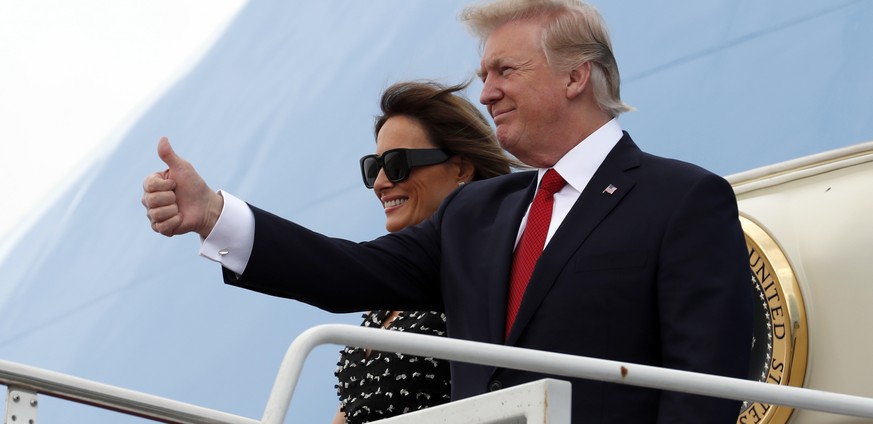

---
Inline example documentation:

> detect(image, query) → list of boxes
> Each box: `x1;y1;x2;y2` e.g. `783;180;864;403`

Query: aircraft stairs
2;324;873;423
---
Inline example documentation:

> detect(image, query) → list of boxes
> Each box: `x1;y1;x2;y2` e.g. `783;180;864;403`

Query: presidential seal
737;216;809;424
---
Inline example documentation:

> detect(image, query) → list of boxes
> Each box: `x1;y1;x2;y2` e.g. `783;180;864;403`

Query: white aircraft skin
1;1;871;422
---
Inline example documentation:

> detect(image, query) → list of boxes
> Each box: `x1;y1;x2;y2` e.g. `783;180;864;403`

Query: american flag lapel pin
603;184;617;195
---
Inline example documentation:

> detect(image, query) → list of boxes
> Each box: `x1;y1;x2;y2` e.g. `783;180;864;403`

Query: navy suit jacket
225;133;753;423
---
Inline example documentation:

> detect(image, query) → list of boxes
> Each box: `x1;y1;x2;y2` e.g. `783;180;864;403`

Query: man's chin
497;132;518;154
496;128;515;150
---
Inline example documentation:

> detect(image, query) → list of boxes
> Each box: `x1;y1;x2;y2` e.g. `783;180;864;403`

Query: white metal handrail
0;359;257;424
4;324;873;423
261;324;873;424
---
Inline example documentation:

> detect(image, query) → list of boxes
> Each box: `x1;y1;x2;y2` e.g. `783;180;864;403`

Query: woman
332;81;518;424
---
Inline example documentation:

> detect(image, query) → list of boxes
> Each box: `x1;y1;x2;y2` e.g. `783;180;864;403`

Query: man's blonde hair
461;0;633;117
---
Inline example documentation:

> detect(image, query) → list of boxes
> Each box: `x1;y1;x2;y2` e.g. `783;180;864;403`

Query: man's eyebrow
476;58;500;79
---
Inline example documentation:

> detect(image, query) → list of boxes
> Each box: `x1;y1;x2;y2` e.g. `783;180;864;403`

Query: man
143;0;752;422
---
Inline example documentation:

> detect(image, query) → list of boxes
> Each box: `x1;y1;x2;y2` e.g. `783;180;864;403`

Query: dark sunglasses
359;148;452;189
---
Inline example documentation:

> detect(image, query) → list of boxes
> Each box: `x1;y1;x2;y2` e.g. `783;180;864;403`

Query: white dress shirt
199;189;254;275
201;119;624;275
514;118;623;248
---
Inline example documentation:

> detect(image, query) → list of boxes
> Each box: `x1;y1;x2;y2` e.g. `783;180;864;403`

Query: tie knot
539;169;566;196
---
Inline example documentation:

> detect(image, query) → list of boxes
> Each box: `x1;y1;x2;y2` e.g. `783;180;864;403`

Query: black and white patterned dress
334;310;451;424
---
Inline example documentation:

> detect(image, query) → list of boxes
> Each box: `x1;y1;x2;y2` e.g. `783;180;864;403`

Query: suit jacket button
488;380;503;391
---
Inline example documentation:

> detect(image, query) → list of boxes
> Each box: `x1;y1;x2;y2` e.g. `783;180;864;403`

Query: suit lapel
485;171;538;345
505;135;641;345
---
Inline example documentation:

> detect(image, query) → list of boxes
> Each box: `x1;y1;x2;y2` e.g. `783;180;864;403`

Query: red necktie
506;169;566;338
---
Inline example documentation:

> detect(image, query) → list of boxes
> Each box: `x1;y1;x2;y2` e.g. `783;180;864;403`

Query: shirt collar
536;118;624;193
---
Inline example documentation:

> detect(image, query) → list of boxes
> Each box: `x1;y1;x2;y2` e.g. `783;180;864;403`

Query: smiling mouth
383;198;408;209
492;108;513;120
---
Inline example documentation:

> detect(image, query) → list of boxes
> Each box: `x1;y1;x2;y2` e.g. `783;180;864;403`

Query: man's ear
566;61;592;100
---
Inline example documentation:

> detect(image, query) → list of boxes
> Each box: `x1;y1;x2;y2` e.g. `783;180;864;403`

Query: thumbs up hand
142;137;223;238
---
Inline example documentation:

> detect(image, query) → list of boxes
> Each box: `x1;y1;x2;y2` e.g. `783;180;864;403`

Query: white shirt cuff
198;189;254;276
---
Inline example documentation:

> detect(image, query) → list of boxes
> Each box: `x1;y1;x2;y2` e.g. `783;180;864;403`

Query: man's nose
480;78;501;106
